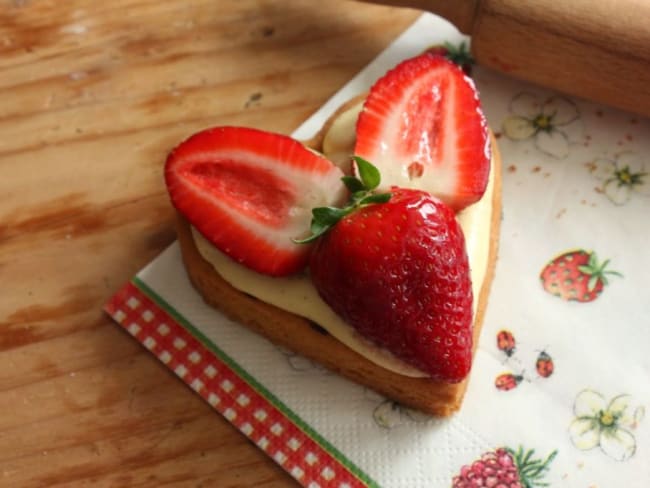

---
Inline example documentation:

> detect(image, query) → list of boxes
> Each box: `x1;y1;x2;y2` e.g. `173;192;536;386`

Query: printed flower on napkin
588;152;650;205
568;389;644;461
502;92;582;158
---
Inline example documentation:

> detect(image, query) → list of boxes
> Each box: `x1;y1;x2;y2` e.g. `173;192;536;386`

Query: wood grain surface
0;1;418;486
364;0;650;117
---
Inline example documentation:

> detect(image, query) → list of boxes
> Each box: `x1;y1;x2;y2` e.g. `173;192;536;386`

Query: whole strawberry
452;446;557;488
540;249;621;302
302;157;473;382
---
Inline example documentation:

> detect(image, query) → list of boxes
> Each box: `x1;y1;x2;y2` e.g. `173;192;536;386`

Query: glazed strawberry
165;126;346;276
304;159;473;382
354;53;490;212
540;249;622;302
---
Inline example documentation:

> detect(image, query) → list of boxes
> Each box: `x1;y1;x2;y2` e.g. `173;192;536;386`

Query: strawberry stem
293;156;391;244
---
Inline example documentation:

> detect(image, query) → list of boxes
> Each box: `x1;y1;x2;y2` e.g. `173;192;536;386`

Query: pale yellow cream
192;102;495;377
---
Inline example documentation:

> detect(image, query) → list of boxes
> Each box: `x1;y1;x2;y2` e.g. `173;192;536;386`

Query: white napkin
108;13;650;488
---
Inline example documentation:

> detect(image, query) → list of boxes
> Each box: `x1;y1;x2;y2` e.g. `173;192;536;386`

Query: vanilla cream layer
192;102;494;378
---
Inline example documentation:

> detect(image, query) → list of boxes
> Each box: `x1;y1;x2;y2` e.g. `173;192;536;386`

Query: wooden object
366;0;650;117
0;1;418;486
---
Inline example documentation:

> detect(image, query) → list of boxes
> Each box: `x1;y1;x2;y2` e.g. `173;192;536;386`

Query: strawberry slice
354;53;490;212
165;126;346;276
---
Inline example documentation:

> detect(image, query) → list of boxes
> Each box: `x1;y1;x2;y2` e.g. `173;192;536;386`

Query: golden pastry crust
175;102;502;417
303;93;368;151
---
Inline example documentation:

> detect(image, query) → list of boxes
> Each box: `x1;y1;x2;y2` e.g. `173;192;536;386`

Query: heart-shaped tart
165;53;502;416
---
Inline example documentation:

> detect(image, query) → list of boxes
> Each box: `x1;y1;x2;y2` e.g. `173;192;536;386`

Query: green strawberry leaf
293;156;391;244
311;220;331;235
360;193;392;205
354;156;381;190
312;206;349;225
341;175;365;193
294;221;331;244
442;41;474;66
352;190;369;201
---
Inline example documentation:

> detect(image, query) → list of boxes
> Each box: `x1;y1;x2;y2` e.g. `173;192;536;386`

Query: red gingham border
104;281;372;488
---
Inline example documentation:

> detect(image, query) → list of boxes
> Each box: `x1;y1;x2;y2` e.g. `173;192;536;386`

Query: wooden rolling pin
363;0;650;117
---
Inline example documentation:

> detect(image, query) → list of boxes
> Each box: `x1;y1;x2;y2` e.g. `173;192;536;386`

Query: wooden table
0;1;418;486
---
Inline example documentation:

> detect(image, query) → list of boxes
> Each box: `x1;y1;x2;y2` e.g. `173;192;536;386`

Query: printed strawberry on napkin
105;13;650;488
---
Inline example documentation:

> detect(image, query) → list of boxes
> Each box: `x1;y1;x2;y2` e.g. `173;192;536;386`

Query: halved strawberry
354;53;490;212
165;126;346;276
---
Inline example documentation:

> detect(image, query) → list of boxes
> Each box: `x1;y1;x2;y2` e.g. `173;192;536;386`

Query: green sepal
293;220;331;244
442;41;474;67
341;175;365;193
353;156;381;190
312;206;349;225
293;156;391;244
360;193;392;205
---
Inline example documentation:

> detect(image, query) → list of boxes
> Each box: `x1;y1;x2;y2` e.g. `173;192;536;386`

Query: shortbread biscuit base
175;133;501;416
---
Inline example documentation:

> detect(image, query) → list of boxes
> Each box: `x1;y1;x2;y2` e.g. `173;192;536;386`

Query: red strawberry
165;126;346;276
354;53;490;212
424;41;475;75
540;249;622;302
304;159;473;382
452;447;557;488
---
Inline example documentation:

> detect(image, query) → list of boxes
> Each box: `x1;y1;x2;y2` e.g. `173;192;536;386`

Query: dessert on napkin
163;53;501;416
